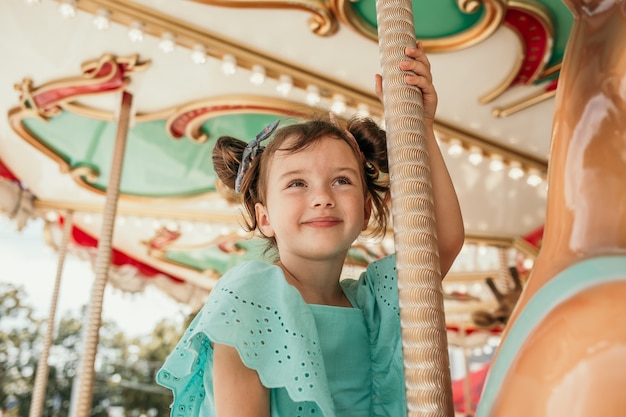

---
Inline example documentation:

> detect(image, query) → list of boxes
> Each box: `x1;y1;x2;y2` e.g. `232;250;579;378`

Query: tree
0;282;190;417
0;282;42;417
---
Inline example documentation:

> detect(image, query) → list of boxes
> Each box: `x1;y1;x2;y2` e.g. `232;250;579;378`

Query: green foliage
0;282;189;417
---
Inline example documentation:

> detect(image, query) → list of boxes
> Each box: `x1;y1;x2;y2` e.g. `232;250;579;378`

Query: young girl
157;44;464;417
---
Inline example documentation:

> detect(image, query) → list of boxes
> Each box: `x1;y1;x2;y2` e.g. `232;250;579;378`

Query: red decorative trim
0;159;19;182
504;8;551;86
15;54;148;118
447;324;503;335
167;103;304;139
523;225;544;248
544;78;559;92
452;363;490;415
59;216;185;283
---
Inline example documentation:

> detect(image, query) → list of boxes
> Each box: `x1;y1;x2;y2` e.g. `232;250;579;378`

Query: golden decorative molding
60;0;380;113
188;0;338;36
492;87;557;117
332;0;507;52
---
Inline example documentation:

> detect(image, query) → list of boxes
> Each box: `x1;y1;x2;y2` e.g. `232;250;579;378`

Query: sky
0;217;188;337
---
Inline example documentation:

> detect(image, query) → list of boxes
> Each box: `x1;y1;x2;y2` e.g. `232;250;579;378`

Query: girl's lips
302;217;342;227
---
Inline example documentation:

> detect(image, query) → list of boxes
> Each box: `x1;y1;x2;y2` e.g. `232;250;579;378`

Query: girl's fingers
399;60;432;82
404;45;430;67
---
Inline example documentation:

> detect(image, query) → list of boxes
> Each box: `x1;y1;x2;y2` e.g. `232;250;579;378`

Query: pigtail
212;136;247;190
347;118;389;175
347;117;391;238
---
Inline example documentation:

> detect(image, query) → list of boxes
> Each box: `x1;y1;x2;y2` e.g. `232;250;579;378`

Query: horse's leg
477;3;626;416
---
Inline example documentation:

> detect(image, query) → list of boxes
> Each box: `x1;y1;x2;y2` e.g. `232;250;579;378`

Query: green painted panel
351;0;573;72
22;111;289;198
353;0;483;38
166;238;269;274
542;0;573;68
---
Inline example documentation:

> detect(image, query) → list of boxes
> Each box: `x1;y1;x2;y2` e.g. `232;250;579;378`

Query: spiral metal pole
29;211;74;417
375;1;454;416
69;91;133;417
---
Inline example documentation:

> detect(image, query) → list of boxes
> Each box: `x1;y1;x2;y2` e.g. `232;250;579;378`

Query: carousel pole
69;91;133;417
29;211;74;417
375;1;454;416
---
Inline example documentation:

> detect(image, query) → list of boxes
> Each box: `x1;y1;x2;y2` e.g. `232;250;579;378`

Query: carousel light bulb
45;211;58;222
489;154;504;172
523;257;535;270
250;65;266;85
330;94;347;115
468;146;483;165
58;0;77;18
25;0;42;5
447;139;463;157
158;32;176;54
508;160;525;180
191;44;207;64
128;21;145;43
526;169;543;187
93;8;111;31
276;74;293;96
221;54;237;75
306;85;321;106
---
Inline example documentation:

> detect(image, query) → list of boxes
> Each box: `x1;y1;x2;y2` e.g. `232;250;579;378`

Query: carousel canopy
0;0;570;324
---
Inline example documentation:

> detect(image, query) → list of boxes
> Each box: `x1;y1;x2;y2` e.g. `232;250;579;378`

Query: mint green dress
156;255;406;417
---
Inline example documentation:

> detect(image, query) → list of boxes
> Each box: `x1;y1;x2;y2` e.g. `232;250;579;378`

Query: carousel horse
476;1;626;415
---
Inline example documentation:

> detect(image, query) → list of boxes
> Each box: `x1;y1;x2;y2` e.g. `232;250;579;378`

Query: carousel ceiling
0;0;571;325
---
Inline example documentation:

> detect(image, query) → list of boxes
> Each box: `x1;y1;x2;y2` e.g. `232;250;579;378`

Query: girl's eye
333;176;353;186
287;179;306;188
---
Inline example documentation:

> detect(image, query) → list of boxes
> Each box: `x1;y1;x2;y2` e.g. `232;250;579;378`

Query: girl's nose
312;188;335;207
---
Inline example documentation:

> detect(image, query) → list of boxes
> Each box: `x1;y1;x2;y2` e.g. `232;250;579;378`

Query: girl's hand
375;42;438;126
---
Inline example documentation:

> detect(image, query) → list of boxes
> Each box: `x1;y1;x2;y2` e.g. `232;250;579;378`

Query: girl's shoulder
213;260;285;292
341;254;399;312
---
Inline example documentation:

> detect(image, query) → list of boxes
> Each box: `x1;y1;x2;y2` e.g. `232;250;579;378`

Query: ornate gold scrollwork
332;0;507;52
70;165;101;190
165;95;310;143
187;0;338;36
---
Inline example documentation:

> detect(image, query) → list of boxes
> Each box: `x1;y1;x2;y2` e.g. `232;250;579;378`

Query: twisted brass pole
69;91;133;417
375;1;454;415
29;211;74;417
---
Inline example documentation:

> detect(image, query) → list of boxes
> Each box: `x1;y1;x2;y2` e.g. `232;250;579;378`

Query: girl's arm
213;343;270;417
376;43;465;276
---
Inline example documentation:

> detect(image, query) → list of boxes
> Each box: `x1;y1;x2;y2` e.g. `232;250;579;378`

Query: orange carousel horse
476;1;626;416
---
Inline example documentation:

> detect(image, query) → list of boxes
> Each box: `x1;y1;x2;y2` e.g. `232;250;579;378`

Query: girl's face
255;135;371;263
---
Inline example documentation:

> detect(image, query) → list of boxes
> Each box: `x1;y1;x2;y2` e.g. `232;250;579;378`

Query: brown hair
212;115;390;250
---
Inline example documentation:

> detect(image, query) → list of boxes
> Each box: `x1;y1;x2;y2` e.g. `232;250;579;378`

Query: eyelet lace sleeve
156;261;335;417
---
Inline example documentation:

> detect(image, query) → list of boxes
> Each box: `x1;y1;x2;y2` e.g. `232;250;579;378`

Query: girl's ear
362;197;373;231
255;203;275;237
